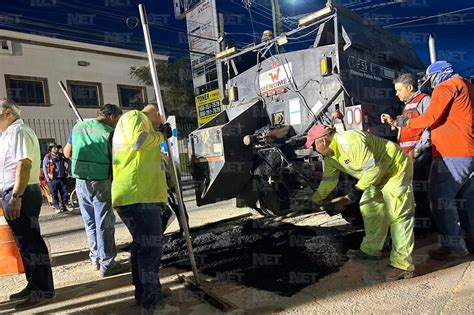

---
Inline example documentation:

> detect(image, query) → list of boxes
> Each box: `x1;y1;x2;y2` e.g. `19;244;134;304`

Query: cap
426;61;453;76
304;124;335;149
48;142;61;151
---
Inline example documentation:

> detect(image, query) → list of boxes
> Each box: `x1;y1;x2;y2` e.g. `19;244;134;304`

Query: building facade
0;29;167;151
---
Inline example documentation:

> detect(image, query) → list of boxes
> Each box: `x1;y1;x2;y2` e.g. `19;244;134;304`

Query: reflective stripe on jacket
399;93;429;153
313;130;409;203
111;110;167;207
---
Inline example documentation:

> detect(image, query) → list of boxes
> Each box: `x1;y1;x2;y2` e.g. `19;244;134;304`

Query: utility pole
219;13;225;52
218;12;226;106
271;0;283;37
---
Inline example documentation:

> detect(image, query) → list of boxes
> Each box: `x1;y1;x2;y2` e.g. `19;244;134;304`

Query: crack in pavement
441;261;473;312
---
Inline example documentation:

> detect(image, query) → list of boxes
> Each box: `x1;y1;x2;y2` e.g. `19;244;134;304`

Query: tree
130;57;196;120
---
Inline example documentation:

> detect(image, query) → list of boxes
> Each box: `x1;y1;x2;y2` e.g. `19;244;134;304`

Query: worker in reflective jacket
305;125;415;281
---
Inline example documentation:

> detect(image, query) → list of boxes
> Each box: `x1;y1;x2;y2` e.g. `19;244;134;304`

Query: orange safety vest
398;93;429;153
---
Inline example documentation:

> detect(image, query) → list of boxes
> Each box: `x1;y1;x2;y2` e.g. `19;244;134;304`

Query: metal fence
24;118;76;156
24;118;198;188
174;119;198;189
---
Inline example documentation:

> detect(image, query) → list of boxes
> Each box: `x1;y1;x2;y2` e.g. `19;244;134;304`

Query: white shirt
0;119;40;192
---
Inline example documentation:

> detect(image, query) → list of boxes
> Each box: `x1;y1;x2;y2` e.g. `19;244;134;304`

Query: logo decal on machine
259;62;292;95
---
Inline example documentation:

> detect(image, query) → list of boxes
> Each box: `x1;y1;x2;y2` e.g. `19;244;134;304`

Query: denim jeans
117;203;164;310
76;179;117;271
2;185;55;298
48;178;69;208
429;157;474;252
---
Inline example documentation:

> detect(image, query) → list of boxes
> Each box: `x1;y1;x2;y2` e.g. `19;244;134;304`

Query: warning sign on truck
195;89;222;126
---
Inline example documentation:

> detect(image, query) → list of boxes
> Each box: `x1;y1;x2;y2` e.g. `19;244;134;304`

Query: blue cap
425;61;455;88
426;61;453;76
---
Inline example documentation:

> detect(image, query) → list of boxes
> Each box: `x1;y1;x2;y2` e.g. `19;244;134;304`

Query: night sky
0;0;473;76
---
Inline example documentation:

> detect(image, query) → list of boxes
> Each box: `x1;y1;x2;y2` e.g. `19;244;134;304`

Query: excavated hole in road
161;217;363;296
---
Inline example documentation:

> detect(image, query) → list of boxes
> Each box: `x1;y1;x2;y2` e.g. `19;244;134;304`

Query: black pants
2;185;55;298
412;150;433;232
117;203;163;310
48;178;69;208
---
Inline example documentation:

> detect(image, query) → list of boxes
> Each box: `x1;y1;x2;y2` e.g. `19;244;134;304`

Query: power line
287;24;321;40
6;3;212;54
387;18;474;28
58;0;261;46
384;6;474;28
343;0;373;9
241;0;258;43
353;0;404;12
233;0;272;21
1;20;194;56
231;0;294;29
12;0;261;48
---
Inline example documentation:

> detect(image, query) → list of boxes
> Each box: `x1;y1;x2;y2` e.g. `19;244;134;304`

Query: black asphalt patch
161;217;363;296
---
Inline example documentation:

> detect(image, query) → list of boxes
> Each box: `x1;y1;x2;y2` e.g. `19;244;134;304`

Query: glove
159;123;172;139
347;187;364;202
395;115;409;128
311;191;323;204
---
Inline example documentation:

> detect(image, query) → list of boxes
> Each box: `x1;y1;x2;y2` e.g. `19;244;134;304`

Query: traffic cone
0;207;24;275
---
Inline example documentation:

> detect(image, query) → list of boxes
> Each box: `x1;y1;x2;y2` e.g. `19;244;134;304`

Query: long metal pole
58;81;83;121
429;33;437;64
138;4;201;285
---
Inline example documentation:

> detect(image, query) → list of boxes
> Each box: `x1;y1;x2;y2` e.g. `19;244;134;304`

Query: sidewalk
0;197;250;314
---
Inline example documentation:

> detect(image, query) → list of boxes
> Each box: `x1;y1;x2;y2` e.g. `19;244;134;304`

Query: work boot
135;287;172;306
14;293;55;311
142;302;179;315
384;265;414;281
9;287;30;301
428;246;469;261
347;249;382;260
101;262;127;277
91;260;100;271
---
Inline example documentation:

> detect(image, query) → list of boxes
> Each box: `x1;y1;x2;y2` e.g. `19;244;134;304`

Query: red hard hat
304;124;335;149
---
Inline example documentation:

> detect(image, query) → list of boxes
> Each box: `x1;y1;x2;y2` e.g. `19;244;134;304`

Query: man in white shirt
0;98;55;310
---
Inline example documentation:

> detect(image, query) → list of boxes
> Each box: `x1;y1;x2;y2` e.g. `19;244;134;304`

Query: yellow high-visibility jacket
111;110;167;207
313;130;410;203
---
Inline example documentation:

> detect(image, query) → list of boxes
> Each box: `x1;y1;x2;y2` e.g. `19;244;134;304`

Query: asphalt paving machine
188;1;425;217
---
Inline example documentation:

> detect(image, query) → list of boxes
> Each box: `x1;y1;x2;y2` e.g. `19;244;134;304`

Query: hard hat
304;124;335;149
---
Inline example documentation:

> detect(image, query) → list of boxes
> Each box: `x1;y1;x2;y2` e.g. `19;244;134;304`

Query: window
5;74;50;106
117;85;147;109
67;80;103;108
